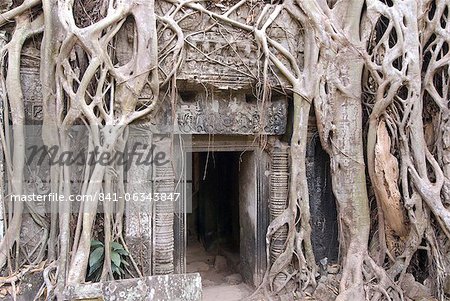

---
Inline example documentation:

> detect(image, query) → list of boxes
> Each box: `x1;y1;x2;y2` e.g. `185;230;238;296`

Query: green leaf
89;246;104;268
111;264;120;275
111;242;124;251
91;240;103;248
115;248;129;256
118;266;125;275
122;260;130;266
88;259;103;277
110;252;121;267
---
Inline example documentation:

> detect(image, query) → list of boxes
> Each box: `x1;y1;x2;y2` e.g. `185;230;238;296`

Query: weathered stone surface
224;274;242;285
214;256;227;272
152;136;176;275
400;273;432;300
202;279;215;287
186;261;210;273
1;272;43;301
0;0;11;11
445;275;450;296
312;283;336;301
137;89;288;135
21;68;43;122
125;130;153;275
327;264;340;274
20;67;288;135
65;283;103;300
157;3;302;90
64;273;202;301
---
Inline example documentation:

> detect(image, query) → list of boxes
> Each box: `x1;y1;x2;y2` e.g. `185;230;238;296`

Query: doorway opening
186;152;243;284
306;134;339;264
193;152;240;254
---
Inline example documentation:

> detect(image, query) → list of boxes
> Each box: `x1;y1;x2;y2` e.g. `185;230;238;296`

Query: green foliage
87;240;129;281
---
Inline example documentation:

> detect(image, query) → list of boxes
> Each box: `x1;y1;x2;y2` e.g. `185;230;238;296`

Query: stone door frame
177;135;271;286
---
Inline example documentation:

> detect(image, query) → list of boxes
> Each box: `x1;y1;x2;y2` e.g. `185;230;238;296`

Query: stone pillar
256;149;270;285
239;150;271;286
152;135;175;275
269;144;289;287
125;129;153;275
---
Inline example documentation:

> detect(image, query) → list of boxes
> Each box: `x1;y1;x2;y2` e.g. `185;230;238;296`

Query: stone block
64;273;202;301
214;256;227;272
225;274;242;285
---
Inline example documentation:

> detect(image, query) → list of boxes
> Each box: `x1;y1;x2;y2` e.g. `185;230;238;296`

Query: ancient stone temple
13;2;338;299
118;3;340;294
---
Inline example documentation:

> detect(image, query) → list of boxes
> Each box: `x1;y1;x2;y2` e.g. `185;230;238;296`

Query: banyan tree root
1;0;161;293
0;0;449;300
0;9;44;272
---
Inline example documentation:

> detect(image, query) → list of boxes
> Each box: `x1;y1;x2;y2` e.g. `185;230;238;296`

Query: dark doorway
194;152;240;252
306;135;339;263
186;152;241;273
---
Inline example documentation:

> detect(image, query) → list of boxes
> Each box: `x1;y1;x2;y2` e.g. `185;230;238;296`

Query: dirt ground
186;239;257;301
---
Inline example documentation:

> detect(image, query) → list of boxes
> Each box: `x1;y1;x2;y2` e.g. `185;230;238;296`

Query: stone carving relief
21;68;43;122
157;1;303;90
17;5;293;136
175;95;287;135
136;89;288;135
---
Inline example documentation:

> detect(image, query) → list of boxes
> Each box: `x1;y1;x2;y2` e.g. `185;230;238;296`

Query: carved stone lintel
139;90;288;135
